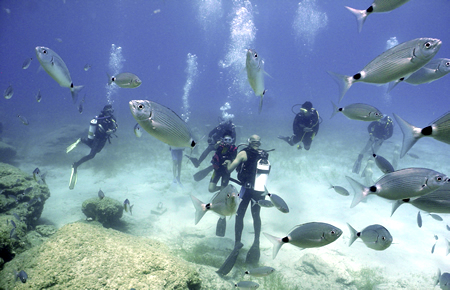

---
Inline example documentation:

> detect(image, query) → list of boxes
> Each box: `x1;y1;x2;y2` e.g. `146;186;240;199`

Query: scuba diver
67;105;118;190
278;101;320;150
186;117;236;168
170;147;184;186
217;135;271;275
208;131;238;193
352;115;394;174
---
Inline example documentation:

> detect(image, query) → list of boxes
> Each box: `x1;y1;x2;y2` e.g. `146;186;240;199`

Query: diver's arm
224;150;247;173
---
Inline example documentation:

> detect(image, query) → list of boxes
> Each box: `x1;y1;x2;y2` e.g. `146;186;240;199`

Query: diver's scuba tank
88;118;98;139
254;151;271;192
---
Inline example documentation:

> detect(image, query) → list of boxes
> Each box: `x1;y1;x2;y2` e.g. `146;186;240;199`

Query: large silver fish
331;102;383;121
246;49;266;114
347;168;448;208
129;100;196;148
35;46;83;103
328;38;441;102
347;223;393;251
437;269;450;290
393;112;450;158
263;222;342;259
405;58;450;85
107;72;141;88
190;184;240;224
345;0;411;33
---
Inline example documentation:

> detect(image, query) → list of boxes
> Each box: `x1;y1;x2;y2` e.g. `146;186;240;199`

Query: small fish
435;235;439;241
429;213;443;221
417;211;422;228
124;199;133;215
129;100;196;148
330;102;383;121
345;0;412;33
246;49;266;114
55;38;63;43
14;270;28;283
431;242;436;254
22;57;33;69
372;153;394;174
84;64;91;71
107;72;142;88
264;222;342;259
251;198;274;208
35;89;42;102
244;266;275;277
347;223;393;251
33;168;41;182
264;187;289;213
235;281;259;289
98;189;105;200
393;112;450;157
17;115;29;125
328;38;441;102
35;46;83;103
447;225;450;231
134;123;142;138
10;227;17;239
406;152;420;159
23;186;34;195
10;220;16;228
329;184;350;196
78;101;83;114
346;168;448;208
4;83;13;99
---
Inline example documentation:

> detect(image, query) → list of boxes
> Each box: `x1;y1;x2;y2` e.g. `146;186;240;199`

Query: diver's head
300;101;313;115
222;130;233;145
102;104;114;116
248;135;261;149
379;115;390;125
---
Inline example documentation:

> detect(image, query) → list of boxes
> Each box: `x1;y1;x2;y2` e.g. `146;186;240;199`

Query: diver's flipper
216;242;243;276
69;167;77;190
352;154;363;174
66;138;81;153
245;242;260;264
193;165;214;182
215;217;226;237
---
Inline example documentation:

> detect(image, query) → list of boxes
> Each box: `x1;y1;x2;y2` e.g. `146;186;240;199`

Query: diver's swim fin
69;166;78;190
216;217;226;237
66;138;81;153
216;242;243;276
193;165;214;182
245;242;260;264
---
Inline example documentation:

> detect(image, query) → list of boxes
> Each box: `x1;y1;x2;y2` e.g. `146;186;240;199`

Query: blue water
1;0;450;288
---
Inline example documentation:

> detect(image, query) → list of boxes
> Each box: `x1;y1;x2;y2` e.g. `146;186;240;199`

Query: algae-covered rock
0;222;201;289
81;197;123;226
0;141;17;164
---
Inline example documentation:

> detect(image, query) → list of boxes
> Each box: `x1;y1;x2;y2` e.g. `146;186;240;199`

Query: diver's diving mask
223;137;233;144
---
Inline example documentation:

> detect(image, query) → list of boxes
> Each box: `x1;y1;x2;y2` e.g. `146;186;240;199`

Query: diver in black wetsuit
353;115;394;174
278;101;320;150
187;118;236;168
67;105;118;189
217;134;270;275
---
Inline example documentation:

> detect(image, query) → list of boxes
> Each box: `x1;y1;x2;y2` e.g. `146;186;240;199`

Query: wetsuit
210;142;237;188
290;109;319;150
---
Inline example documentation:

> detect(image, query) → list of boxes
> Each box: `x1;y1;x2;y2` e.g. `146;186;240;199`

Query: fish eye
424;42;431;48
330;230;335;235
138;104;144;110
254;53;258;58
382;236;386;240
42;49;47;54
436;176;443;182
446;62;450;67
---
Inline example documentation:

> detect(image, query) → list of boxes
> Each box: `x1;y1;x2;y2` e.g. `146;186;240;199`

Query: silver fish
98;189;105;200
123;199;133;215
263;222;342;259
134;123;142;138
447;225;450;231
190;184;239;225
345;0;411;33
347;168;448;208
330;102;383;121
4;83;13;99
251;198;274;208
347;223;393;251
244;266;275;277
406;58;450;85
432;242;437;254
394;112;450;158
406;152;420;159
437;269;450;290
22;57;32;69
17;115;29;125
264;187;289;213
129;100;196;148
108;72;141;88
417;211;422;227
35;46;83;103
14;270;28;283
35;89;42;102
235;281;259;289
430;213;443;221
246;49;266;114
328;38;441;102
372;153;394;174
84;64;91;71
329;184;350;196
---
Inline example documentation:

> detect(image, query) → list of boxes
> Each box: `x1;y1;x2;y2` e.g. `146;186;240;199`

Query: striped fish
129;100;196;148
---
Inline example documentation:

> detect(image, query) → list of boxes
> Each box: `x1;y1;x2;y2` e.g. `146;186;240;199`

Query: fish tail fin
345;6;368;33
346;176;369;208
251;198;257;207
70;85;83;104
387;80;401;93
391;199;405;217
436;269;442;286
263;232;283;259
190;195;206;225
347;223;358;247
107;73;113;85
330;101;339;119
258;92;264;114
393;113;422;158
327;71;352;103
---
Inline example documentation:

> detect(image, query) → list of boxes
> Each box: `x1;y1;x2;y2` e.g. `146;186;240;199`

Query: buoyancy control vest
237;147;270;191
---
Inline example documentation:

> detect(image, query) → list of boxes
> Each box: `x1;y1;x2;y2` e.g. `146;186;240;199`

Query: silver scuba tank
254;159;271;192
88;118;97;139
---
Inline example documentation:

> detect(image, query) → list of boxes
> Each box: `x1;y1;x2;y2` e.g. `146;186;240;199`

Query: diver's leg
197;144;215;165
372;139;384;154
70;150;96;190
246;191;263;264
352;138;373;174
302;132;314;150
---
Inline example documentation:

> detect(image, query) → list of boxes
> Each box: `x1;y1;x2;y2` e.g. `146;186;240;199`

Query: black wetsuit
289;109;319;150
210;143;237;188
368;119;394;141
73;114;118;170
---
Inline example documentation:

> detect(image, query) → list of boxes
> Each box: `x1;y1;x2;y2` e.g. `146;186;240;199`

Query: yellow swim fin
69;167;77;190
66;138;81;153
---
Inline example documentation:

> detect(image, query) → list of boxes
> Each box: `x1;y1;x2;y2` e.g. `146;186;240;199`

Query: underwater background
1;0;450;289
